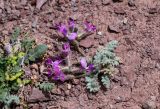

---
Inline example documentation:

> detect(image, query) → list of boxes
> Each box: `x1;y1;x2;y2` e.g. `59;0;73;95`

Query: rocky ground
0;0;160;109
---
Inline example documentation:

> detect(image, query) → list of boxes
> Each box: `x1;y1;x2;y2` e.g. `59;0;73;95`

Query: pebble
31;64;39;71
0;0;4;9
97;31;103;36
79;37;94;48
67;84;72;90
102;0;111;5
142;97;157;109
108;24;120;33
36;0;47;10
128;0;135;7
40;65;45;74
28;88;47;103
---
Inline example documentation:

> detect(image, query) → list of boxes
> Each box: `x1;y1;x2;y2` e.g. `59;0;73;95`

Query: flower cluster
56;18;96;41
47;18;96;81
56;18;77;40
46;58;65;81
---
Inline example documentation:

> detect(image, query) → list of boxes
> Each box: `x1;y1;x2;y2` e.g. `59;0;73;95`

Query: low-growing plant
47;18;120;93
0;28;48;108
84;40;120;92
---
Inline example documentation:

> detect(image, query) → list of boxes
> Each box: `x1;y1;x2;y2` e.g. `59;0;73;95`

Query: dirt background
0;0;160;109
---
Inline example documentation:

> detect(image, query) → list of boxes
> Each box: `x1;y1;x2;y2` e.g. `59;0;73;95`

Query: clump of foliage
0;28;48;108
85;40;119;92
36;82;55;92
46;18;96;81
46;18;120;93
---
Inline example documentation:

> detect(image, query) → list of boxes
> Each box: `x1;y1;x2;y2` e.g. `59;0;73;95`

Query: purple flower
67;32;77;40
62;43;70;55
46;59;66;81
53;71;65;81
80;58;94;74
56;23;67;36
84;22;96;32
80;58;88;69
68;18;75;29
46;58;53;65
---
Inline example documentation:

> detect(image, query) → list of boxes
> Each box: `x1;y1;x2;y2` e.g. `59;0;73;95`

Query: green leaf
21;38;35;52
36;82;54;92
11;27;20;43
4;95;20;107
93;40;119;71
28;44;48;62
85;76;100;92
101;75;110;89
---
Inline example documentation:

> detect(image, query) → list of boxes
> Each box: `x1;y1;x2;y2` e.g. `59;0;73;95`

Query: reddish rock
79;37;94;48
28;88;47;103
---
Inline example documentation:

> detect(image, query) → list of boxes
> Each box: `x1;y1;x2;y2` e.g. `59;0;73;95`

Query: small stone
142;100;156;109
24;67;31;75
36;0;47;10
28;88;47;103
123;18;128;24
2;30;8;35
65;90;70;96
0;0;4;9
128;0;135;7
115;96;123;103
40;65;45;74
32;17;38;28
120;77;129;86
72;79;79;85
56;88;62;95
79;37;94;48
97;31;103;36
31;64;39;70
101;0;111;5
149;8;157;14
11;10;20;17
32;104;40;109
108;24;120;33
21;0;27;5
113;0;123;2
114;7;125;14
67;84;72;90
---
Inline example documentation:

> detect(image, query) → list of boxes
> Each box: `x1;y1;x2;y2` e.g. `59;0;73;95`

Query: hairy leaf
11;28;20;44
85;76;100;92
101;75;110;89
36;82;54;92
28;44;48;61
93;40;119;68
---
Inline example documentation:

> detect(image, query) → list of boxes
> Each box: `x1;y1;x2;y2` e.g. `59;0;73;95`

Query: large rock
101;0;111;5
28;88;47;103
79;37;95;48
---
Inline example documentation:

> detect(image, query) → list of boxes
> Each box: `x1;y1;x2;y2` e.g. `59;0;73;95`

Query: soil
0;0;160;109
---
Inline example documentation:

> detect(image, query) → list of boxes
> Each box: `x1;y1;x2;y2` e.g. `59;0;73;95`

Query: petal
59;72;65;81
67;33;77;40
48;69;52;77
53;60;61;66
84;22;96;32
53;75;59;80
68;18;75;29
57;24;67;36
80;58;88;69
62;43;70;53
86;64;94;74
46;58;53;65
52;60;62;73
